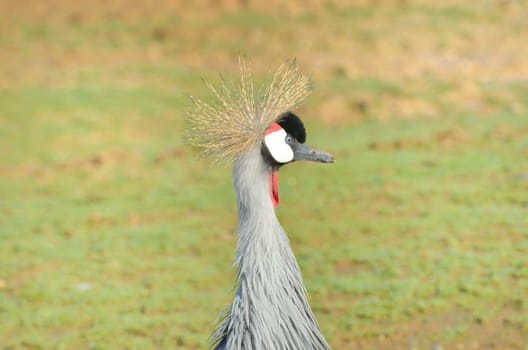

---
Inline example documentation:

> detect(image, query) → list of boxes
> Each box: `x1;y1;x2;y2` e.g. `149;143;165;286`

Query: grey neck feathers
212;147;331;350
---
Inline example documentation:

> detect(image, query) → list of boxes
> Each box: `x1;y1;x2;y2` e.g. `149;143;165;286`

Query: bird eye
285;135;293;144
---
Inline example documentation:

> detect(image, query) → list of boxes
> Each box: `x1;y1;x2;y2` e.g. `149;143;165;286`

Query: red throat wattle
269;170;279;208
265;122;283;208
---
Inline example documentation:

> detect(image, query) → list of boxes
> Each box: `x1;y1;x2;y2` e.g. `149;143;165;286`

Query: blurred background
1;0;527;349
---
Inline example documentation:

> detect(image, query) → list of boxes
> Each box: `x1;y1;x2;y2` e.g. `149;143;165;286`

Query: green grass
1;1;528;349
2;97;527;347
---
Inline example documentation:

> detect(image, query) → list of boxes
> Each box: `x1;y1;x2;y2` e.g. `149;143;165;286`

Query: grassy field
1;1;528;349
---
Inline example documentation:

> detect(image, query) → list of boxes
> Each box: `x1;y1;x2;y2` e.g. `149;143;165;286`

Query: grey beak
292;142;335;163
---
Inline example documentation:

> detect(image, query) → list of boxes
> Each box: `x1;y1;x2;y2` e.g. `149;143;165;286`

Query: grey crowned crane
185;59;334;350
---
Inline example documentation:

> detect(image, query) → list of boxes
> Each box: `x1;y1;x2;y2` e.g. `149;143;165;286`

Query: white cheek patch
264;129;294;163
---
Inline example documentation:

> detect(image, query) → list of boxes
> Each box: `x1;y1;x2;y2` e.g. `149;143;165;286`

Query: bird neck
215;147;330;349
232;148;282;263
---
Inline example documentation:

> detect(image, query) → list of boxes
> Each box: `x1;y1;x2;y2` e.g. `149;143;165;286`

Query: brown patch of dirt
0;150;155;179
435;129;472;148
383;96;437;119
319;95;363;126
368;129;473;152
485;124;528;143
155;147;187;163
3;261;65;292
52;150;142;175
86;214;117;229
334;259;371;276
369;138;426;151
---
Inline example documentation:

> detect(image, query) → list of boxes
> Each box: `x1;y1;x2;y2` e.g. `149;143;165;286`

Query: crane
185;59;334;350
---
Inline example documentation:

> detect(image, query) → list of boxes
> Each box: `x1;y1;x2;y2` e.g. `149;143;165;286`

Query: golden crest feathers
184;58;312;162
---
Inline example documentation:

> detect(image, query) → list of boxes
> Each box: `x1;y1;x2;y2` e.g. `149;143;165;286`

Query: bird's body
212;147;330;350
185;59;333;350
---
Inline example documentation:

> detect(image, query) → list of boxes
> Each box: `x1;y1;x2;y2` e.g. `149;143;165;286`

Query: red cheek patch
266;122;283;135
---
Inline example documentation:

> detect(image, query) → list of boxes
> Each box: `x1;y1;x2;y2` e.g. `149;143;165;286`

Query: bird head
261;112;335;168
